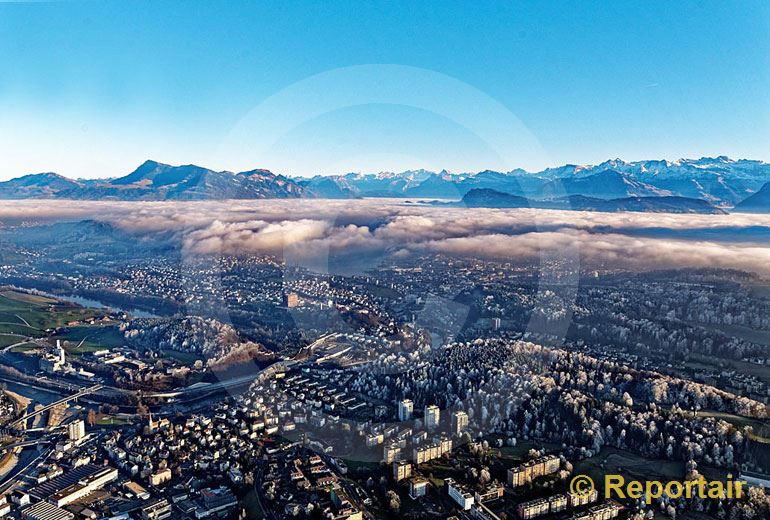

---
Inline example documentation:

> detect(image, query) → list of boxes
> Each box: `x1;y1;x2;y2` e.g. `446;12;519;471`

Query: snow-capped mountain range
2;156;770;212
302;156;770;206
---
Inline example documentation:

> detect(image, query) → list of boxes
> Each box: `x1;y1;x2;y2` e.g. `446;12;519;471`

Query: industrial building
29;465;118;508
20;501;73;520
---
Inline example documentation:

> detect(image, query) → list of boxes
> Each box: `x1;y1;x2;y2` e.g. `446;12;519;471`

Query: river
52;294;158;318
0;378;64;406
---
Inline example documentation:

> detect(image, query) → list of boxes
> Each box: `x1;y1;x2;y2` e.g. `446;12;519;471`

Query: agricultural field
0;335;28;348
0;289;103;336
0;289;125;358
708;323;770;347
574;446;686;488
54;325;126;355
498;439;561;463
8;343;38;353
748;283;770;300
684;351;770;387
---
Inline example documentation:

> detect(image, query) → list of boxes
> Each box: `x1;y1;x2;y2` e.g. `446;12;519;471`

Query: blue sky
1;1;769;179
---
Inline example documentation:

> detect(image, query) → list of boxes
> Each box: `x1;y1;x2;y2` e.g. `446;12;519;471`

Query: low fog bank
4;199;770;276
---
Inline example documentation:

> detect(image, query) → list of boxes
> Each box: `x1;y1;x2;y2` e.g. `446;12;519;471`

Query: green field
693;410;770;438
574;447;686;489
748;284;770;299
419;459;457;487
0;290;102;336
1;291;57;305
0;334;28;348
685;351;770;387
498;439;561;462
683;319;770;386
0;290;123;357
337;457;382;475
700;322;770;347
9;342;39;353
0;323;38;335
96;415;131;427
56;325;125;354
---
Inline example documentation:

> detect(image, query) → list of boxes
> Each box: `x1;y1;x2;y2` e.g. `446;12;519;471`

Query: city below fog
3;2;770;518
1;199;770;520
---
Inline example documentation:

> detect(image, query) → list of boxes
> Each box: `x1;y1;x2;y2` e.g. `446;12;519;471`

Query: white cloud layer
3;199;770;275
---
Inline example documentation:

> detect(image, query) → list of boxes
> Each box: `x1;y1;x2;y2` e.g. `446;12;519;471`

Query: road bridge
8;384;102;429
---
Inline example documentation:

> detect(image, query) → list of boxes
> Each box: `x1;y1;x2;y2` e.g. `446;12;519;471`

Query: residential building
149;468;172;487
445;478;474;510
67;420;85;442
365;433;384;447
285;292;300;308
0;496;10;519
451;411;468;435
424;405;440;430
383;443;402;463
393;460;412;482
568;489;599;508
571;501;622;520
507;455;560;487
409;477;428;499
412;438;452;464
517;497;550;520
398;399;413;421
474;482;504;503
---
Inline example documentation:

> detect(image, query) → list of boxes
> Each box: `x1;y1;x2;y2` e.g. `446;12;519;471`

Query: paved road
13;315;34;328
0;445;52;495
0;322;36;329
1;338;35;354
9;384;103;429
253;463;277;520
1;439;52;450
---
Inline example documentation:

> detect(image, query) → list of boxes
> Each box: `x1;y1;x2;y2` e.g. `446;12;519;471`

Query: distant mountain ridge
454;188;727;214
1;157;769;211
0;172;82;198
0;160;304;200
301;156;770;206
734;181;770;212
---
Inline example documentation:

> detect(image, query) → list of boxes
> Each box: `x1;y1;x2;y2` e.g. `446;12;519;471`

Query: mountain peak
694;155;733;164
21;172;66;180
734;181;770;212
598;158;628;169
138;159;163;168
238;168;295;184
2;156;770;208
